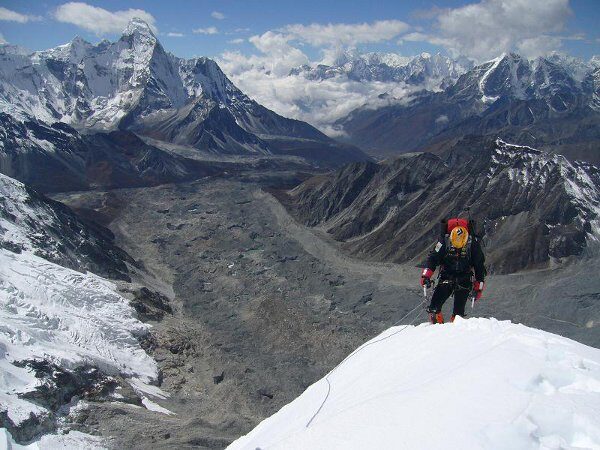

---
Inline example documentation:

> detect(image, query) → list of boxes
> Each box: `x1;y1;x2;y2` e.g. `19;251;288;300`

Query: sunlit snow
229;318;600;450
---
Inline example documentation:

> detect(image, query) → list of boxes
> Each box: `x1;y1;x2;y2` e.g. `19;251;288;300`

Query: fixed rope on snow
305;286;432;428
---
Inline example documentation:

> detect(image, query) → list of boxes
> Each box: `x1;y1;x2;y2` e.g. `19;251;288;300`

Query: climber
420;218;486;324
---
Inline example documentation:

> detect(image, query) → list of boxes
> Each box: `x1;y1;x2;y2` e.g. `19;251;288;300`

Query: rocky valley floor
54;174;600;449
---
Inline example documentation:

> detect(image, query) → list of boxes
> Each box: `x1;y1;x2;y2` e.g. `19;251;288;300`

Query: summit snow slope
229;318;600;450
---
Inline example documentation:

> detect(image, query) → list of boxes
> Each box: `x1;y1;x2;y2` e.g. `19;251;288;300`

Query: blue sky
0;0;598;61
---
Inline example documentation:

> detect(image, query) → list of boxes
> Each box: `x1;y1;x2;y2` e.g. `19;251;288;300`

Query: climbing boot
428;310;444;324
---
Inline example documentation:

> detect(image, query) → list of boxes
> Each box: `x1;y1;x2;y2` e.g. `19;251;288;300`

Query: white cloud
406;0;571;61
53;2;156;35
166;32;184;37
516;36;564;58
211;11;225;20
193;26;218;35
228;38;245;44
0;32;6;44
435;115;449;125
247;31;309;76
215;19;423;133
282;20;411;47
0;7;41;23
218;50;417;134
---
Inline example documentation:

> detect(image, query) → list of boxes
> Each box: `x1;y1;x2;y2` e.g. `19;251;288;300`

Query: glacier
0;248;159;446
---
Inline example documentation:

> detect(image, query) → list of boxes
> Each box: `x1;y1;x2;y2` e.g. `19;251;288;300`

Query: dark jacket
426;236;486;282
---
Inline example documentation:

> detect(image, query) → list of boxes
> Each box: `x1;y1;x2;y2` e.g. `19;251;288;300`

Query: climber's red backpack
440;217;479;239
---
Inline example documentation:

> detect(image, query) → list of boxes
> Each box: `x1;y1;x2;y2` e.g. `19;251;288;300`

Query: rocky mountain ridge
0;112;234;193
284;137;600;273
0;172;134;279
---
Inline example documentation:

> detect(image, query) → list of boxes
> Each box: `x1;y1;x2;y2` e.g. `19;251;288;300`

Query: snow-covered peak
122;17;156;38
544;52;592;83
229;317;600;449
35;36;92;63
291;51;471;89
365;52;412;68
0;44;30;56
454;51;591;105
0;19;246;130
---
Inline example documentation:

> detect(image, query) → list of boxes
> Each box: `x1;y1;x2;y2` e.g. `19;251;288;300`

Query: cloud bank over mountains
217;0;590;134
405;0;573;60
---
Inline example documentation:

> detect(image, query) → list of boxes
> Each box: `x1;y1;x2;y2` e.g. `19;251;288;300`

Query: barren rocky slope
285;137;600;274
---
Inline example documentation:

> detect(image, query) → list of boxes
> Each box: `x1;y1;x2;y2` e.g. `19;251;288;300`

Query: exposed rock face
0;19;368;166
286;137;600;273
337;53;600;164
0;172;133;279
0;112;230;192
2;360;141;443
0;113;89;192
126;287;173;321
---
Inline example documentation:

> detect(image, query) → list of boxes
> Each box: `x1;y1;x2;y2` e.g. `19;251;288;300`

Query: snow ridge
229;318;600;450
291;51;472;90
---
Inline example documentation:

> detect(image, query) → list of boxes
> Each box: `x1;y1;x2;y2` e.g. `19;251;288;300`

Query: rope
305;292;429;428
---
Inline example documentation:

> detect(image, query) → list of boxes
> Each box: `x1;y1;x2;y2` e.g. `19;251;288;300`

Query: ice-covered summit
229;318;600;449
0;18;246;129
122;17;156;38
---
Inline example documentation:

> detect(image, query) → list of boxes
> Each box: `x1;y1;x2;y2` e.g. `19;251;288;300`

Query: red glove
420;268;434;287
473;281;485;300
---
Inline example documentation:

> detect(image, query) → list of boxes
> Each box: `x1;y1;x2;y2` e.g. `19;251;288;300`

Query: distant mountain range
334;52;600;164
0;18;368;191
290;51;473;90
283;136;600;274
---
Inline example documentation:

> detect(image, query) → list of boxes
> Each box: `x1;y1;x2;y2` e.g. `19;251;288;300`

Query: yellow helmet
450;226;469;249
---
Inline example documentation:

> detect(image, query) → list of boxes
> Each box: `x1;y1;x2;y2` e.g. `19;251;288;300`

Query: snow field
0;428;107;450
0;249;160;444
228;317;600;450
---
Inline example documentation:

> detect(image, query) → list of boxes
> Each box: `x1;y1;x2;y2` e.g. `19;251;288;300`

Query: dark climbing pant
428;278;471;317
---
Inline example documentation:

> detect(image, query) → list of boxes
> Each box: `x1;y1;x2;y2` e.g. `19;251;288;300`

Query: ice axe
423;279;435;302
